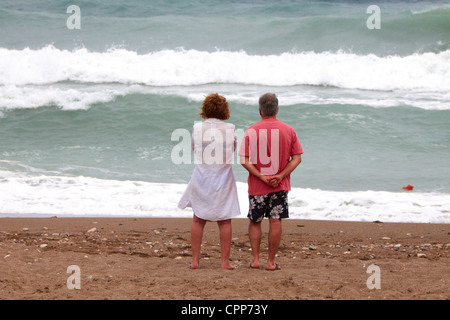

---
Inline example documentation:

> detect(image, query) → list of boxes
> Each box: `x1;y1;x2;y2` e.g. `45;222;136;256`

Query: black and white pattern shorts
247;191;289;222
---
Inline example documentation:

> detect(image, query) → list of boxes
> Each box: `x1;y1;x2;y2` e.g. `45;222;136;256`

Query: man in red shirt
239;93;303;271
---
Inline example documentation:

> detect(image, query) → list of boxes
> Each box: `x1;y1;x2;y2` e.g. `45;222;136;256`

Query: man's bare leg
267;218;282;270
248;220;262;268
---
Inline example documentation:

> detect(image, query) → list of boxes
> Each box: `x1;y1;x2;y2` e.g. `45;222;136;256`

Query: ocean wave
1;83;448;111
1;2;449;57
410;4;450;15
184;87;450;110
0;46;449;91
0;85;144;111
0;173;448;223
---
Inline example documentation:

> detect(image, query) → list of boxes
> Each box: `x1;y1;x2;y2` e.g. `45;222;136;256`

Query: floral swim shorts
247;191;289;222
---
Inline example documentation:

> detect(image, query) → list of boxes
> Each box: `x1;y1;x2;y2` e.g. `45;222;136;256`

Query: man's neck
260;115;277;120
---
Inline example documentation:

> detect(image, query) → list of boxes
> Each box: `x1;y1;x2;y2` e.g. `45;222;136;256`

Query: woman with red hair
178;93;240;270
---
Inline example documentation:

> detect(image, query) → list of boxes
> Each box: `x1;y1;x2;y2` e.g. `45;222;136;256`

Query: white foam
0;46;448;111
0;174;189;217
0;46;449;92
0;173;448;223
182;87;450;110
410;4;450;15
288;188;450;224
0;85;144;111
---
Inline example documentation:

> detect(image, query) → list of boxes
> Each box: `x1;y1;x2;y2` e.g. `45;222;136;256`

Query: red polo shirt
239;118;303;196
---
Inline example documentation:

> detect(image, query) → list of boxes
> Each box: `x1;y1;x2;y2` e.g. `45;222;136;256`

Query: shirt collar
205;118;224;123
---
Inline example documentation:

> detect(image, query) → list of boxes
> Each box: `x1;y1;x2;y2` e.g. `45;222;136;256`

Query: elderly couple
178;93;303;270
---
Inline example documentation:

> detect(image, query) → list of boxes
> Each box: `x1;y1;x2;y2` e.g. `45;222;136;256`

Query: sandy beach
0;217;448;300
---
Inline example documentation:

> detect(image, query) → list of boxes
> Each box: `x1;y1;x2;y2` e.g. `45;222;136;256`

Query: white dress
178;118;241;221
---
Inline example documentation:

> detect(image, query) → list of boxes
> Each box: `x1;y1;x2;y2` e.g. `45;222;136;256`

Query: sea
0;0;449;223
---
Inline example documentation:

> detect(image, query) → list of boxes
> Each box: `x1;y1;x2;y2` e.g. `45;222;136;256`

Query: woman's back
192;118;236;167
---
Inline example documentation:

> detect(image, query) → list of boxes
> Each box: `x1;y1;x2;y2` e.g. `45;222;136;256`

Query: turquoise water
0;0;449;221
1;94;448;192
1;1;449;55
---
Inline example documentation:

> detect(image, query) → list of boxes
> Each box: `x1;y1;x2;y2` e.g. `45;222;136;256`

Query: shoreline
1;214;448;224
0;217;448;300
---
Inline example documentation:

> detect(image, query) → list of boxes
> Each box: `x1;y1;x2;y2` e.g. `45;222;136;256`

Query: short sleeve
238;131;250;157
291;129;303;155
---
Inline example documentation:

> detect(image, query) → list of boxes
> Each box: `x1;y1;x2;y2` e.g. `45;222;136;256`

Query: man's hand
268;154;302;188
268;174;283;188
259;175;274;186
241;154;302;189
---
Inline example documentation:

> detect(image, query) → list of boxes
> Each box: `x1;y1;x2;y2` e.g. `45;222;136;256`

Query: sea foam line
0;174;448;223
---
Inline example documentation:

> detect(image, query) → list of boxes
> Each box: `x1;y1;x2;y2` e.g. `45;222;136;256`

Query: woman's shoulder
193;119;235;130
224;122;235;130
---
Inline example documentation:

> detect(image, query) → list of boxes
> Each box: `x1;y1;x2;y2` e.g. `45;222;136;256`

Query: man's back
239;118;303;195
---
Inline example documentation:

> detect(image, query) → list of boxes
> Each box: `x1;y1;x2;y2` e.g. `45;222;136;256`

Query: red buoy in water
402;184;414;191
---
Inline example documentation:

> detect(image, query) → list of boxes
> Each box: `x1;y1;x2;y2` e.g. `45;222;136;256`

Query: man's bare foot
222;263;235;270
265;263;281;271
249;258;260;269
190;262;199;269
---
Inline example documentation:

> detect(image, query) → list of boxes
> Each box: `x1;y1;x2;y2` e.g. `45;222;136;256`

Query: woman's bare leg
217;219;235;270
190;214;206;269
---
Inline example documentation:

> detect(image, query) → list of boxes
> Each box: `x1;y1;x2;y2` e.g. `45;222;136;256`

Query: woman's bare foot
190;261;199;269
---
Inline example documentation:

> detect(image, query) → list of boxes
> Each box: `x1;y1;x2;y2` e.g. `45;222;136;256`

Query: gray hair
259;93;279;116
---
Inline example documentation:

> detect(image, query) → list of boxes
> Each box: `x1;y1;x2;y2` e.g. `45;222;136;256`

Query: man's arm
240;156;273;186
269;154;302;187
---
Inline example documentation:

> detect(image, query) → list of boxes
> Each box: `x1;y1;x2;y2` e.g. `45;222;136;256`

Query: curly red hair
199;93;230;120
